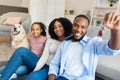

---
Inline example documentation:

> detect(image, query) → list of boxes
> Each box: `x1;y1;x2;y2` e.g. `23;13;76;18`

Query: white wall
65;0;92;15
47;0;65;23
20;0;29;8
30;0;65;24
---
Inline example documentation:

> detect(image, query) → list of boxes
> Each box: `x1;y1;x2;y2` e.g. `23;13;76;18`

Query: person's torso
47;39;61;65
62;41;85;80
28;35;47;56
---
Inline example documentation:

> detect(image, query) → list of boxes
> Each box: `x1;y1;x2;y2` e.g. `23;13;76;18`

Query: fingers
103;13;109;23
103;13;109;25
104;12;120;24
111;12;117;24
114;14;120;24
107;12;113;23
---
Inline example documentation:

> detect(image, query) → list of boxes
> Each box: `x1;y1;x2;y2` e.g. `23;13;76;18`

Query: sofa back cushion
2;17;21;25
0;14;7;24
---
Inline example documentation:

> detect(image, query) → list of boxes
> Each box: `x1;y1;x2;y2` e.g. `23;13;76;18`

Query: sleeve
94;37;120;56
27;35;31;42
48;42;64;76
33;39;51;71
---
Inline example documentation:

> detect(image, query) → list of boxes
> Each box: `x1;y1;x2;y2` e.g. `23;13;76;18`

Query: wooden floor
0;36;14;66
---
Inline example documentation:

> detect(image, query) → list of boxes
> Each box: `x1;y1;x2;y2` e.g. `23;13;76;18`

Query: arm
33;39;50;71
103;12;120;50
27;35;31;49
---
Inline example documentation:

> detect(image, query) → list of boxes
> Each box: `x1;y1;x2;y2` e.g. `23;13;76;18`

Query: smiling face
72;17;89;40
12;24;25;35
31;24;42;38
54;21;65;39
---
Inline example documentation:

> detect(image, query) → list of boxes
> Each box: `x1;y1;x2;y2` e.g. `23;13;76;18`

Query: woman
0;17;72;80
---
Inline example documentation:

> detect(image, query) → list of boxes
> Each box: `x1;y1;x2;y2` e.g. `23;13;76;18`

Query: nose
77;26;82;31
14;27;17;31
55;27;60;31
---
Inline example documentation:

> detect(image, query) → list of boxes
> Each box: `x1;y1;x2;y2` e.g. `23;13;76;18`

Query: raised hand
103;12;120;30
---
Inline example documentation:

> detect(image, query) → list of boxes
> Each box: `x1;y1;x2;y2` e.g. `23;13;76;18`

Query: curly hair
31;22;46;36
48;17;72;39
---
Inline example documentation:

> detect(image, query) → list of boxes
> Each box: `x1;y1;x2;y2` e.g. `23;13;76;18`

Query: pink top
27;35;47;56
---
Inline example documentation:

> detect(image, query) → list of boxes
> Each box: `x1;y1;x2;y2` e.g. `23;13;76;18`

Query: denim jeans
0;47;39;80
55;76;68;80
12;64;49;80
0;67;5;74
0;65;28;76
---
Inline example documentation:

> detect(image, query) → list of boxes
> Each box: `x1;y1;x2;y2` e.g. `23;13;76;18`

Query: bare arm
103;12;120;49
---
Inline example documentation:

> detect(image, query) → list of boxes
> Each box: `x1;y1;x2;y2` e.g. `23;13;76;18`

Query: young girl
0;22;47;80
27;22;47;56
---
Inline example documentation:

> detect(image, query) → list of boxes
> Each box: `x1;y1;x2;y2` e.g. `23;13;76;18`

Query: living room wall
65;0;92;15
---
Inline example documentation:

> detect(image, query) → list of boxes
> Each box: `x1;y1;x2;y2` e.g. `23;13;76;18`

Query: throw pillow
2;17;21;26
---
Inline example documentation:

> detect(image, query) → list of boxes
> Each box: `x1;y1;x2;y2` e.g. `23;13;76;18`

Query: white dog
11;24;29;49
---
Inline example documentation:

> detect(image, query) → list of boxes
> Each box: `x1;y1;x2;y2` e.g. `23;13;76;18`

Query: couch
0;12;31;36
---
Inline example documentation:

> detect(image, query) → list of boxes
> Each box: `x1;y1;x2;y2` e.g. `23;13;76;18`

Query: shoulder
45;38;61;48
85;36;103;46
47;38;59;42
41;36;47;41
41;36;47;39
46;38;57;44
27;35;32;41
91;36;103;41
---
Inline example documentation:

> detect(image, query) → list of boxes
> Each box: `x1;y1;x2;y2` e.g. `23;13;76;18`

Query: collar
66;35;88;42
65;35;88;47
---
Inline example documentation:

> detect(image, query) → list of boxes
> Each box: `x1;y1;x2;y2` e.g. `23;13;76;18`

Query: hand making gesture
103;12;120;49
103;12;120;30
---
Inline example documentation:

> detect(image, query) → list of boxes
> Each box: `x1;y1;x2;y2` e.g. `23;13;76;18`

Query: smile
12;31;20;35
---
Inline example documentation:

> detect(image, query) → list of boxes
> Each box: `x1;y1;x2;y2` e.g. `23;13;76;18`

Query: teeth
74;32;80;35
57;31;61;34
75;33;80;36
56;32;62;35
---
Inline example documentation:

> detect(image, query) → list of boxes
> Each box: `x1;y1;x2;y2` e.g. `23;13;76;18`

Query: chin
75;37;81;40
73;34;85;41
74;36;81;40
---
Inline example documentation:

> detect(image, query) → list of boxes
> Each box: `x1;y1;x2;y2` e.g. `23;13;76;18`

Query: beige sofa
0;12;31;36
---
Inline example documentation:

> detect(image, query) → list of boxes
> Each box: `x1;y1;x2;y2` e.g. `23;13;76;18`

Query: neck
58;36;65;42
33;35;41;39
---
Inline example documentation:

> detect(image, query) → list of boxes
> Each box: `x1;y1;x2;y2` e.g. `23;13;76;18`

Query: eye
19;26;21;28
73;23;79;27
81;26;86;29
